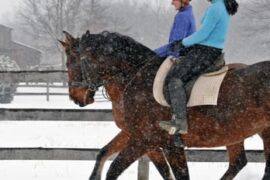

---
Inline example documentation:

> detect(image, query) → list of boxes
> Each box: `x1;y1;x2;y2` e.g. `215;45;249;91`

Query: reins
77;52;159;101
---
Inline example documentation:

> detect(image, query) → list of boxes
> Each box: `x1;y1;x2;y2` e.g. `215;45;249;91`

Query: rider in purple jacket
154;0;195;58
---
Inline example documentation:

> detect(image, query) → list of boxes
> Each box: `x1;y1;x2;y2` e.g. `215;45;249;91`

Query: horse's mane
80;30;163;66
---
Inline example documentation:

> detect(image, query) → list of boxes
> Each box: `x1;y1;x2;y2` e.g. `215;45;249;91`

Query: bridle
79;54;106;91
67;51;125;104
67;41;160;104
65;46;101;105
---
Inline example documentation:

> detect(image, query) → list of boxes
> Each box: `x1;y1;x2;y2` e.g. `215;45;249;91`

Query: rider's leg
159;45;222;146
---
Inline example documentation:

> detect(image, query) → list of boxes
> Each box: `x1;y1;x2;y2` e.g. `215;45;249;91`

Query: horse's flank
124;60;270;147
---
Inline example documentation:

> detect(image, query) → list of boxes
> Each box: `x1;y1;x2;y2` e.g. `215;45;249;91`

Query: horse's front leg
89;132;174;180
105;139;147;180
260;127;270;180
220;141;247;180
89;131;128;180
147;148;175;180
164;142;189;180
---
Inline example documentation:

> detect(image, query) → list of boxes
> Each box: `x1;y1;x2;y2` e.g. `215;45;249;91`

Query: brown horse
62;31;269;179
60;33;245;180
61;32;178;180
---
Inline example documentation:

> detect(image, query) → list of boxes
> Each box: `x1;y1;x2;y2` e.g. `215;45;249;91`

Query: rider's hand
169;40;183;52
170;57;177;63
169;40;191;56
169;41;177;51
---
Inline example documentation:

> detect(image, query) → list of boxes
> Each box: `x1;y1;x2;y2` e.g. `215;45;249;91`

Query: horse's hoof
220;173;234;180
262;172;270;180
89;175;101;180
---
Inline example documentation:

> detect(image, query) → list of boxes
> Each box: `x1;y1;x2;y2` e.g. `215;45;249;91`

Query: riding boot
159;78;188;147
168;78;188;134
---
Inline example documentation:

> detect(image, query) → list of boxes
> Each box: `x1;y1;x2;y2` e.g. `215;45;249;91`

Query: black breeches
167;44;222;84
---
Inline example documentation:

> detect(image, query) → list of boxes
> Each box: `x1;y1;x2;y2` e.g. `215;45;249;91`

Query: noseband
67;52;107;106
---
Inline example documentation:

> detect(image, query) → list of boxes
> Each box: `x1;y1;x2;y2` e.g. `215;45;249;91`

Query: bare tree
148;0;171;43
14;0;184;66
106;2;131;33
17;0;84;69
119;0;172;48
80;0;109;33
222;0;270;63
239;0;270;44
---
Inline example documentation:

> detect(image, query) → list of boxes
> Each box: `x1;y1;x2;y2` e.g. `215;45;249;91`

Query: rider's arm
169;13;191;43
154;44;170;57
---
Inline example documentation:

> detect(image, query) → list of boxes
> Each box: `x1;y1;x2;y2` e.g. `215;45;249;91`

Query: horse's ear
58;39;68;48
84;30;91;38
81;30;91;46
63;30;75;43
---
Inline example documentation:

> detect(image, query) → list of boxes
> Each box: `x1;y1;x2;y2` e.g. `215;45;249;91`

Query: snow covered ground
0;161;265;180
0;86;266;179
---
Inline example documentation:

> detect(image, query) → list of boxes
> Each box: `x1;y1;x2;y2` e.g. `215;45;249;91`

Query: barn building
0;24;41;69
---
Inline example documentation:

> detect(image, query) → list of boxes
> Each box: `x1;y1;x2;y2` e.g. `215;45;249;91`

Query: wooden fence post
137;156;149;180
46;82;50;101
46;80;50;101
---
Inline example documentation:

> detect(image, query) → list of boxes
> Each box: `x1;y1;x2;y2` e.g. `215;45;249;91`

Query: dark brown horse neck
102;56;164;131
122;60;270;147
104;79;126;130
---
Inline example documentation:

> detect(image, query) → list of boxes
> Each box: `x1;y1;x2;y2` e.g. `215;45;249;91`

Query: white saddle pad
153;56;229;107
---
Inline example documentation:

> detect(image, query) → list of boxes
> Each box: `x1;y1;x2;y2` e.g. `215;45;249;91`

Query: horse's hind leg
105;139;148;180
220;141;247;180
164;144;189;180
147;148;174;180
89;131;128;180
260;128;270;180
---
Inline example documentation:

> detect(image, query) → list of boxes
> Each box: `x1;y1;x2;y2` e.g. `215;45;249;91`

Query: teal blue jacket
182;0;230;49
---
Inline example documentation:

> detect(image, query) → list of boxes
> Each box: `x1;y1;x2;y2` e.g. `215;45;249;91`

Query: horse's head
66;30;160;106
59;31;95;107
78;30;136;96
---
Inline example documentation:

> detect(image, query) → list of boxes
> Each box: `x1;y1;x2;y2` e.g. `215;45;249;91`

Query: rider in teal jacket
183;0;230;49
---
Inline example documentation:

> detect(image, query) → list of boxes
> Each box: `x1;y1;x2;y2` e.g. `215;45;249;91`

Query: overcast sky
0;0;22;23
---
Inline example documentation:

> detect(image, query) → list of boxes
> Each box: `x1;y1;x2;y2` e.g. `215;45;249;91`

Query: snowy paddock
0;161;265;180
0;120;265;180
0;86;266;180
